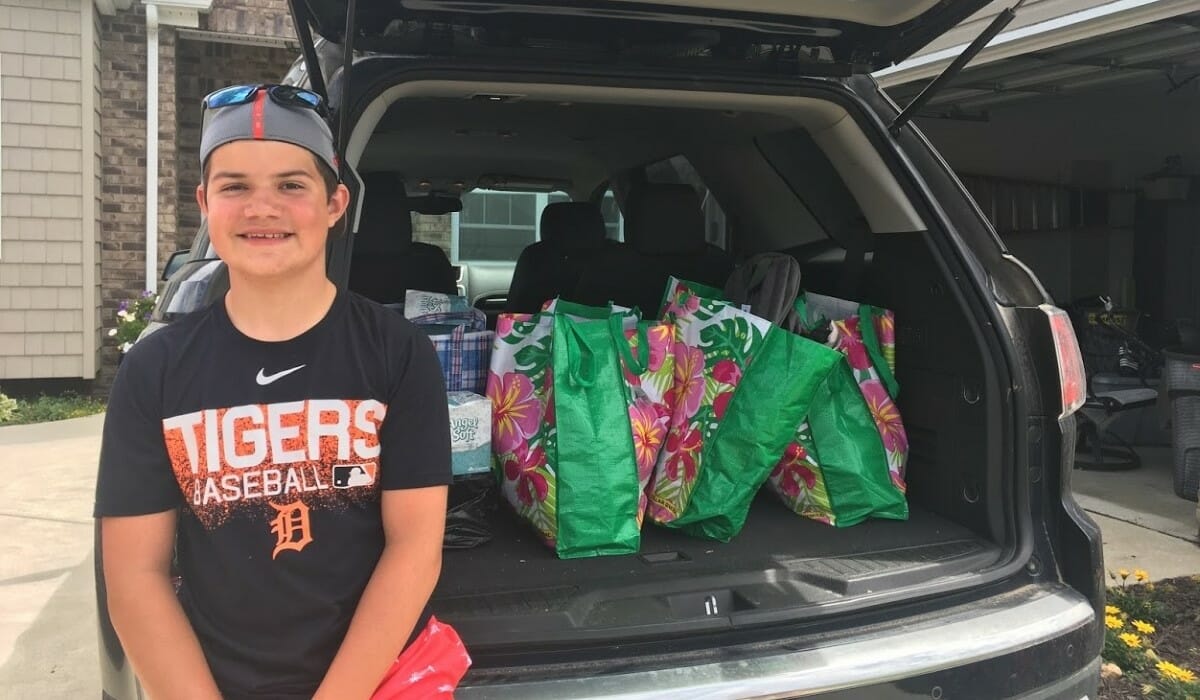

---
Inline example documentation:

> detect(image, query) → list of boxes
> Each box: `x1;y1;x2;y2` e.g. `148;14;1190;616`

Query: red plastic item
370;617;472;699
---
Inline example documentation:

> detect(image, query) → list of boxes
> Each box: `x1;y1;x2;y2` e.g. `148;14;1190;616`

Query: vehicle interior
340;75;1012;661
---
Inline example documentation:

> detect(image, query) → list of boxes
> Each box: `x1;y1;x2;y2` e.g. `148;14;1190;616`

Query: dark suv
99;2;1104;698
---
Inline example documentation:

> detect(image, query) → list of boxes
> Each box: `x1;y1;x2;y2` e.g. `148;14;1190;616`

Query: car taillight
1041;304;1086;421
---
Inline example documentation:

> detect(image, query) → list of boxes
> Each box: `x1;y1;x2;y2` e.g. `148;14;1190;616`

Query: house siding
0;0;88;380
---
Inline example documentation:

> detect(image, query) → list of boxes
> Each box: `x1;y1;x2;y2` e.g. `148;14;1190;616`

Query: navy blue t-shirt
94;290;452;699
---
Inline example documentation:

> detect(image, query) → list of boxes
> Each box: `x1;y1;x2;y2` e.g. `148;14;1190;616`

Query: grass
0;392;106;426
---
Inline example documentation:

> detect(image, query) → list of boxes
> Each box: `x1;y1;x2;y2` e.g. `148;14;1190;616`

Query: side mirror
162;249;190;281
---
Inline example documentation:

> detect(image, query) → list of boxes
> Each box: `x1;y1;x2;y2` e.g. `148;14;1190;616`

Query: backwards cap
199;90;339;176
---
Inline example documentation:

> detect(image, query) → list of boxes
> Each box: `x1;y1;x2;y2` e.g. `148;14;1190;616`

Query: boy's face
197;139;349;283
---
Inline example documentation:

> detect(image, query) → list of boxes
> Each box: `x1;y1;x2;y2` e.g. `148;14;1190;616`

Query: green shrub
0;393;105;425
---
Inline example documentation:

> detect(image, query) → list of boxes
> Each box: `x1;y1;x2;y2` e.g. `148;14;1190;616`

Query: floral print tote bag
649;280;842;542
766;293;909;527
487;301;674;558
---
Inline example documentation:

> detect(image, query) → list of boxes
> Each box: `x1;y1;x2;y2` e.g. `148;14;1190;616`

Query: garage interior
888;11;1199;326
886;11;1200;510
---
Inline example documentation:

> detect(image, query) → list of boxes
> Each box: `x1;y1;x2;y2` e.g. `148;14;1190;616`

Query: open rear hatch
290;0;992;74
286;0;1020;663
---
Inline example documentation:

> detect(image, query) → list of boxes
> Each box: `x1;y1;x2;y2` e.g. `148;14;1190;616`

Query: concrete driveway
0;415;1197;697
1070;445;1200;579
0;414;103;699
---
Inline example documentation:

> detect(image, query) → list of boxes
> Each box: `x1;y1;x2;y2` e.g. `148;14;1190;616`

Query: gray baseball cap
199;88;338;177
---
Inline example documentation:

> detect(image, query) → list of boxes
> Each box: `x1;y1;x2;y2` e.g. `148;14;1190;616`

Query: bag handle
564;321;598;388
550;298;618;320
858;304;899;399
552;298;649;377
610;314;650;376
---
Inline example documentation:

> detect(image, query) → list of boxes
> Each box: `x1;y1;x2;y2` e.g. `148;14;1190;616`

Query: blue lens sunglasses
202;84;330;120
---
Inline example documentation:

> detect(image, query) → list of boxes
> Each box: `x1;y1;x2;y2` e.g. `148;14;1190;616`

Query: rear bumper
458;583;1098;699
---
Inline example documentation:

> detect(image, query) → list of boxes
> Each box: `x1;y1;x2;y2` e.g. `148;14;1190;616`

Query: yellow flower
1156;661;1197;684
1118;633;1142;648
1118;568;1131;579
1134;569;1149;582
1105;615;1124;630
1105;605;1121;615
1132;620;1155;635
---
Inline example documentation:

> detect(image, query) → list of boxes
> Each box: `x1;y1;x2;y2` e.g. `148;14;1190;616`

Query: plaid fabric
410;308;491;393
426;325;493;394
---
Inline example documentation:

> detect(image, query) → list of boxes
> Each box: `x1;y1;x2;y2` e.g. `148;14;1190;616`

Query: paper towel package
447;391;492;477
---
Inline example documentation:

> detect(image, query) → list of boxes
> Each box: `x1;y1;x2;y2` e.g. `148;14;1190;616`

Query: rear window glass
457;190;541;261
413;190;625;264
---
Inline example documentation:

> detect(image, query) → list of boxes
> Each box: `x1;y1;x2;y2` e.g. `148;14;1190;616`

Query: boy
95;84;466;699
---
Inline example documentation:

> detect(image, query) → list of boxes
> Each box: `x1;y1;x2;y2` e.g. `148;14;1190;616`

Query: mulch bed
1100;575;1200;699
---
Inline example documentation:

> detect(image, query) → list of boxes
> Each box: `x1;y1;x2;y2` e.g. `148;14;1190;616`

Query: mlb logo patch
332;463;376;489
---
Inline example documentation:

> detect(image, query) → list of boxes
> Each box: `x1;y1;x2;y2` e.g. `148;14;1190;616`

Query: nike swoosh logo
256;364;306;386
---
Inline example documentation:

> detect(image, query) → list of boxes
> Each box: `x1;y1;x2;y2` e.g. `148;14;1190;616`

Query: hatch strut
287;0;357;176
890;0;1027;135
288;2;328;101
336;0;357;173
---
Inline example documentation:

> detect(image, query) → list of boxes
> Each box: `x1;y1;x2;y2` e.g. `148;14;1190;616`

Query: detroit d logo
269;500;313;559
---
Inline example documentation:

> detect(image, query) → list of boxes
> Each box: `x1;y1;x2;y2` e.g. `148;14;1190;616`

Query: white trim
0;53;4;260
176;27;301;49
142;0;212;29
874;0;1200;87
145;4;159;293
82;1;99;377
143;0;211;8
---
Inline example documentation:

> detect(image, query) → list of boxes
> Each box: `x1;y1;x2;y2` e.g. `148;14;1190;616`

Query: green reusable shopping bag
766;361;909;527
668;325;843;542
550;309;649;558
768;292;908;527
650;280;845;542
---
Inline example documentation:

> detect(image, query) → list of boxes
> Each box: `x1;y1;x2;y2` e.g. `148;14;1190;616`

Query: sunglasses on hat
202;84;330;120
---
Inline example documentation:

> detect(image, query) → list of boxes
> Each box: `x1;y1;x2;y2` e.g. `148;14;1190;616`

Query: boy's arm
314;485;448;700
101;510;222;700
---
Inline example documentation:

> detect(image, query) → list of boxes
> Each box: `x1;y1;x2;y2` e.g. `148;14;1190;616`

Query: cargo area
339;76;1017;660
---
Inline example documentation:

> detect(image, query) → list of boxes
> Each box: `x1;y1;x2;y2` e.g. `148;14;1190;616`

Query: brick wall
175;40;299;238
202;0;294;38
0;0;88;380
97;3;147;386
413;215;452;256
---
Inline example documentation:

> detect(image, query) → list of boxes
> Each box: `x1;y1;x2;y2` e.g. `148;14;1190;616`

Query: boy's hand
314;485;448;700
101;510;223;700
